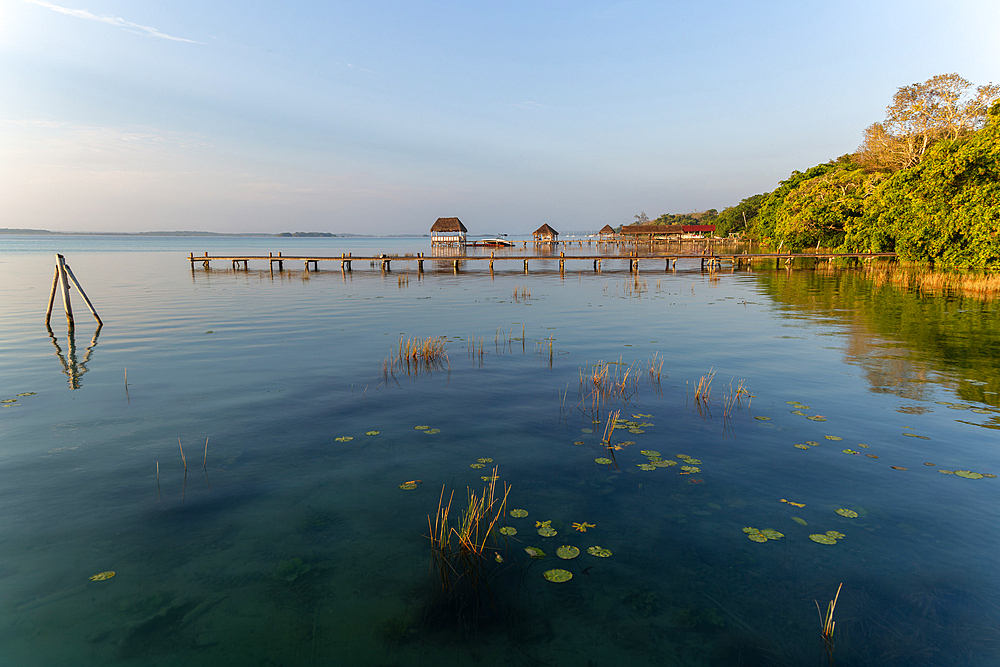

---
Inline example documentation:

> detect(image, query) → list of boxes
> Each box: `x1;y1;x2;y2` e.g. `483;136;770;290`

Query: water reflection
46;323;101;389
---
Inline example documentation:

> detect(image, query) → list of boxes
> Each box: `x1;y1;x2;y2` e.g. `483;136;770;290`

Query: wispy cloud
20;0;201;43
511;101;545;110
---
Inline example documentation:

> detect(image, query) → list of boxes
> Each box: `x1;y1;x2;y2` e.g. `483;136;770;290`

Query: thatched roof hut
430;217;467;246
431;217;467;233
532;223;559;242
598;224;616;239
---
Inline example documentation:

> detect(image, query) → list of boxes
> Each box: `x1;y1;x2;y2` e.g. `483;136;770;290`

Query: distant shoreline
0;228;395;238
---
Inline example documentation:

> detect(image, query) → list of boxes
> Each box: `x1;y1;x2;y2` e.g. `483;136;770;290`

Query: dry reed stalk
178;438;187;471
817;583;843;666
694;368;715;403
203;436;209;468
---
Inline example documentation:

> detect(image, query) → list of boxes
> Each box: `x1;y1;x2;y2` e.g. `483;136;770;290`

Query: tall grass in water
426;469;510;632
580;356;663;411
694;368;715;403
723;378;752;418
381;336;450;380
865;264;1000;299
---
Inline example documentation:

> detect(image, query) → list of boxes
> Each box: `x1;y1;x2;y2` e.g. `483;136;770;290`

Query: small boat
469;234;514;247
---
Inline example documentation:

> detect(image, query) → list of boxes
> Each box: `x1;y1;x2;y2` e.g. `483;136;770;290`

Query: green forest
643;74;1000;268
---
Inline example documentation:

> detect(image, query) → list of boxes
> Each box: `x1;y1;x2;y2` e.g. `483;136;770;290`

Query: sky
1;0;998;235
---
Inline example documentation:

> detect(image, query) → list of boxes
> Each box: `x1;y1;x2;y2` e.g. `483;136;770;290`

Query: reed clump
382;336;450;380
426;470;510;632
694;368;715;403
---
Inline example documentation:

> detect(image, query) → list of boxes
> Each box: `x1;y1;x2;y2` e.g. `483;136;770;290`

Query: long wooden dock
189;251;897;273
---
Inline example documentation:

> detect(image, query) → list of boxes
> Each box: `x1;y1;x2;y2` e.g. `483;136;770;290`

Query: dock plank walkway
189;251;897;273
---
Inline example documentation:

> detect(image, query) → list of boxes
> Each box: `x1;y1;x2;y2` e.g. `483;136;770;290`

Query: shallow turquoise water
1;236;998;666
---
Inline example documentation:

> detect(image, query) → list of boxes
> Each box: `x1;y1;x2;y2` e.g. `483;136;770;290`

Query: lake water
1;235;998;667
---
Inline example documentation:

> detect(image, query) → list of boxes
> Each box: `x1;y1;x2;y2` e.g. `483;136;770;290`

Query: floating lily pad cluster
2;392;35;408
507;510;611;580
785;401;826;421
743;527;784;543
334;436;353;442
613;415;654;435
470;457;493;469
809;531;845;545
939;469;995;479
536;520;557;537
835;509;858;518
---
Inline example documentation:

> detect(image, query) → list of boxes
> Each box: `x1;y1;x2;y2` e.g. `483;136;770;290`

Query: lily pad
365;431;380;436
902;433;930;439
628;428;645;434
425;428;441;434
795;405;810;410
791;410;805;416
955;470;985;479
786;401;800;404
399;482;418;490
792;517;808;526
510;509;528;518
652;460;678;467
856;443;869;448
414;425;429;430
807;416;827;421
618;441;636;447
971;408;992;414
640;450;661;457
805;441;820;446
754;416;771;421
947;405;970;410
890;466;907;471
16;392;36;397
538;526;557;537
835;509;858;518
680;466;701;473
866;454;879;459
637;464;656;471
477;458;493;463
685;459;702;465
587;546;612;557
760;529;784;540
676;454;691;460
824;436;843;441
581;428;593;433
939;470;955;474
843;449;859;455
826;531;845;539
924;462;936;466
794;444;810;450
499;526;517;536
481;475;499;482
470;463;485;469
983;473;997;478
809;534;837;545
747;532;767;543
525;547;545;559
556;545;580;559
89;571;115;581
543;569;573;583
573;441;585;445
595;457;613;465
334;436;354;442
0;399;16;404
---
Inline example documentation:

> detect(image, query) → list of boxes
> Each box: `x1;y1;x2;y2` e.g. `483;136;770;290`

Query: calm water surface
1;236;998;667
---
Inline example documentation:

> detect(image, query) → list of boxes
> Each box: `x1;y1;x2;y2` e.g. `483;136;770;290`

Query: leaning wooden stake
45;264;59;324
62;259;102;325
178;438;187;471
56;254;74;327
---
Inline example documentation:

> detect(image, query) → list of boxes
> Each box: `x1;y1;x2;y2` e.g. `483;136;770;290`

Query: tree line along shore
631;74;1000;269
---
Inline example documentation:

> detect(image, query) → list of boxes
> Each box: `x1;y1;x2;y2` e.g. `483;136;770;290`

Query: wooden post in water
45;264;60;324
62;259;102;326
523;259;529;274
417;253;424;273
489;252;494;273
559;252;565;273
56;254;73;326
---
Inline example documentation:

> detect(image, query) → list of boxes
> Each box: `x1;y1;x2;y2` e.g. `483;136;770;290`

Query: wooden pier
189;251;897;274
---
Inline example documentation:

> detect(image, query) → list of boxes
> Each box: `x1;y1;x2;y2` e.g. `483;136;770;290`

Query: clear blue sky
1;0;997;234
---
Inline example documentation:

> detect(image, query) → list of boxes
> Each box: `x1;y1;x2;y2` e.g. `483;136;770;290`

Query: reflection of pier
190;251;897;274
46;323;101;390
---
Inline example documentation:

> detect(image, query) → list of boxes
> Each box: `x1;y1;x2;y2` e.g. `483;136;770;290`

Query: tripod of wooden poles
45;254;102;328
